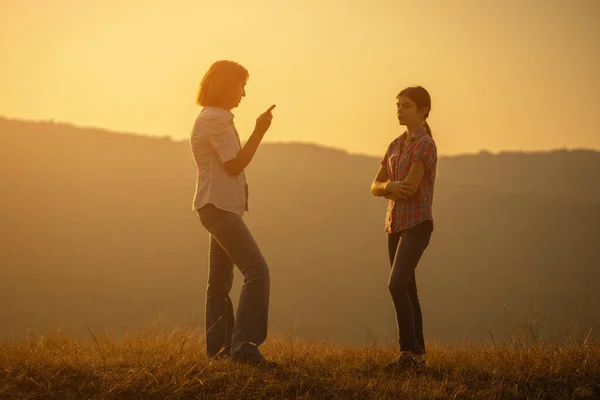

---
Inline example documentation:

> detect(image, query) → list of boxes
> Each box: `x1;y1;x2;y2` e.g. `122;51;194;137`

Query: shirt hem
385;217;434;234
193;201;245;217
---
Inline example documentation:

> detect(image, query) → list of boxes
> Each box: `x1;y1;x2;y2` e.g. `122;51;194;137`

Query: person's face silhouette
396;95;428;126
230;80;246;109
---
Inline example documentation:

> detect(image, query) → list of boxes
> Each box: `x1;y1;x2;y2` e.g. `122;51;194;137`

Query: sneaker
231;344;278;368
385;353;425;372
414;357;427;369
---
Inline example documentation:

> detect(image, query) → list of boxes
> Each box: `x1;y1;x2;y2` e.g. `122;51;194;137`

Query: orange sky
1;0;599;156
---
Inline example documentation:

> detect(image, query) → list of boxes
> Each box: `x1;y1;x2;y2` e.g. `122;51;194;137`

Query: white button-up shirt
190;107;248;215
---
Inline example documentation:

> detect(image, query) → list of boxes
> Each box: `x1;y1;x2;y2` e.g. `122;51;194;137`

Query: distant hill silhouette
1;116;599;344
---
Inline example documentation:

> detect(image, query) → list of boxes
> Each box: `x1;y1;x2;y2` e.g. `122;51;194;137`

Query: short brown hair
196;60;249;108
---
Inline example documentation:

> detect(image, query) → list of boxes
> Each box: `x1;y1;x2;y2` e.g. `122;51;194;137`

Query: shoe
385;353;426;372
231;343;277;367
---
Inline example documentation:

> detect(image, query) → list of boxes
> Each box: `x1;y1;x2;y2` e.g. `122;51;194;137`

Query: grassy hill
1;329;599;399
1;116;599;346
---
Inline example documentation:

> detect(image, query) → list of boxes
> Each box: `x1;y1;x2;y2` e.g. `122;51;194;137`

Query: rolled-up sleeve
412;139;437;171
202;117;238;163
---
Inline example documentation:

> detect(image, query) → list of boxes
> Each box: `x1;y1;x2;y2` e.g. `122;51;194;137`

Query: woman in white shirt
190;60;276;364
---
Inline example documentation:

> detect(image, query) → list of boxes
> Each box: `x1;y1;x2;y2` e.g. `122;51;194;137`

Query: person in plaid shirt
370;86;437;371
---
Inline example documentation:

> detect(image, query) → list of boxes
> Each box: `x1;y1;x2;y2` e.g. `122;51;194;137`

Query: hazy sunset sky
1;0;599;156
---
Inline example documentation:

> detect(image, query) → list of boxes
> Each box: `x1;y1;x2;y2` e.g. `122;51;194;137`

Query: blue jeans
388;220;433;354
197;204;270;358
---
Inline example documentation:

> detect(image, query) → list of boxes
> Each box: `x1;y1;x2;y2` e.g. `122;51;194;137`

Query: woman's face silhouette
396;95;427;126
230;80;247;109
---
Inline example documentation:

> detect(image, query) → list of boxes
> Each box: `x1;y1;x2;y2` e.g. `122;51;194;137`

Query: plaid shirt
381;127;437;233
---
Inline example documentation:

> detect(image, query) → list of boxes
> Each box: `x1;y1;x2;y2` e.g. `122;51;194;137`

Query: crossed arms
371;160;427;201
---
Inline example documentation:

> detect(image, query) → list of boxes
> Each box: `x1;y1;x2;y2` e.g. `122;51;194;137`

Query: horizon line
1;114;599;159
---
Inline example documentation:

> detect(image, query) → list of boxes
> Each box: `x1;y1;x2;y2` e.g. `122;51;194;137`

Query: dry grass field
1;327;599;400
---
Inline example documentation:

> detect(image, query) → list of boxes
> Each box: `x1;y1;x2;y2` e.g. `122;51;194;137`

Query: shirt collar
402;125;428;142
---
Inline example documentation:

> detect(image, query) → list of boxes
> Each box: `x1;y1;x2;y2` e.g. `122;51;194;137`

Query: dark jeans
388;220;433;354
197;204;270;359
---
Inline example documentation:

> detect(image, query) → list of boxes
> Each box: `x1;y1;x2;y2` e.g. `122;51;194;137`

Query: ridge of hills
1;116;599;344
